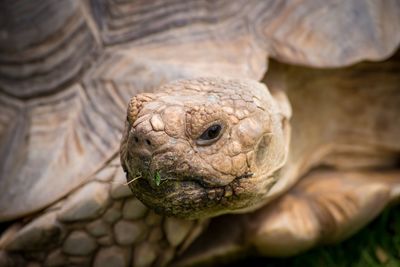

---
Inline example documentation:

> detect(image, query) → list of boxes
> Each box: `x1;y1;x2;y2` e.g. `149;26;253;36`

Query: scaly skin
120;71;400;264
120;77;291;219
120;73;400;222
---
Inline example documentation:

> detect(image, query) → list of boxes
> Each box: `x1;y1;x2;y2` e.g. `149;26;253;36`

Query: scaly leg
0;158;206;267
248;169;400;257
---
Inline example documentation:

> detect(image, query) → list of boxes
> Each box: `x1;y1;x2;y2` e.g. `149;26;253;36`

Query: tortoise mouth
132;169;253;189
127;170;275;219
130;171;253;191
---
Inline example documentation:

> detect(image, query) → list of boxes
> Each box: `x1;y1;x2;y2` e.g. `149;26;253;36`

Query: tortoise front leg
247;169;400;257
0;159;207;267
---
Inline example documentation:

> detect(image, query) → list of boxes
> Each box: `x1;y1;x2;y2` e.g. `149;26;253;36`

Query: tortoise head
120;77;291;219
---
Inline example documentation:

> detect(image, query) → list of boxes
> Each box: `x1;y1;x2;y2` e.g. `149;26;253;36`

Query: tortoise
0;0;400;266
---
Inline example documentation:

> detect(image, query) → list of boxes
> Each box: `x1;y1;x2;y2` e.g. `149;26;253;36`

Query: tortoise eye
197;124;223;145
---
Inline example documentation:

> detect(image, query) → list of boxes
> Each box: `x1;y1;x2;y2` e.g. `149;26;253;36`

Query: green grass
229;206;400;267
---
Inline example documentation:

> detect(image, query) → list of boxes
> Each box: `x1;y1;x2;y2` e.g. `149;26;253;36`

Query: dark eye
197;124;223;145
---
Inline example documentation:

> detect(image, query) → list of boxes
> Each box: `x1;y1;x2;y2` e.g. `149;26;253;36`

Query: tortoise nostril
134;136;139;143
145;139;151;146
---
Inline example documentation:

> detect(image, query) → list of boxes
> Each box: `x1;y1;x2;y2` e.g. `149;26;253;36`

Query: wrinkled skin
120;78;290;219
120;73;400;264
